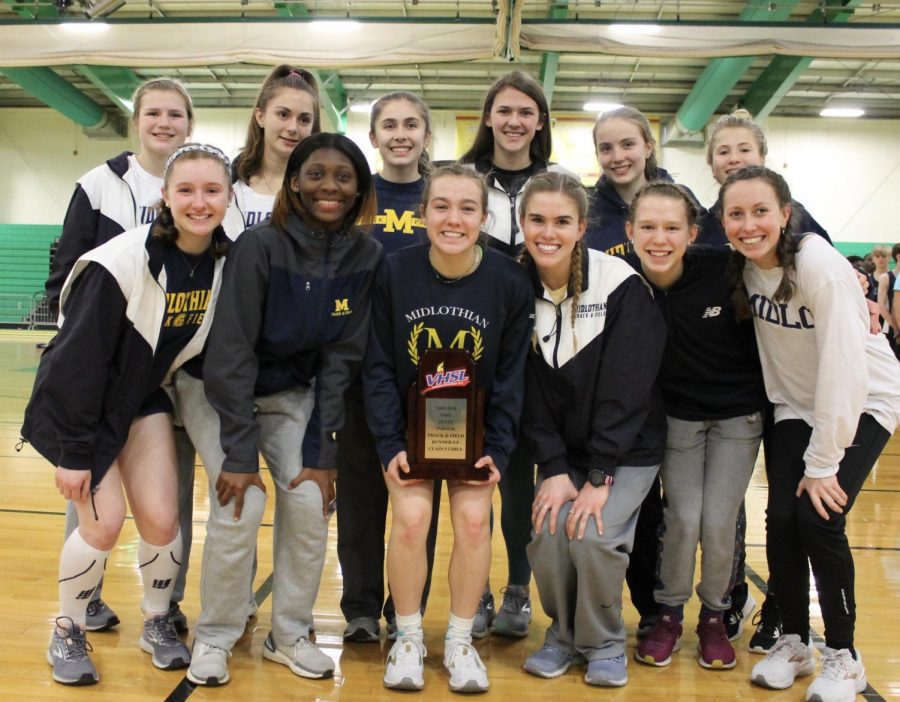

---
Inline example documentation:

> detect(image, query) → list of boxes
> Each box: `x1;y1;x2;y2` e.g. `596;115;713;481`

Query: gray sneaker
139;609;191;670
262;632;335;679
491;585;532;638
343;616;380;643
187;641;230;686
47;617;98;686
168;602;188;634
84;599;120;632
472;587;495;639
585;654;629;687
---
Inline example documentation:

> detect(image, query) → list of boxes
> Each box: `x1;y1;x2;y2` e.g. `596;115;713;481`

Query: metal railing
0;292;56;329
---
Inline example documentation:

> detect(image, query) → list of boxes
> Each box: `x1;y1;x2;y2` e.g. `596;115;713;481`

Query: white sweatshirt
744;235;900;478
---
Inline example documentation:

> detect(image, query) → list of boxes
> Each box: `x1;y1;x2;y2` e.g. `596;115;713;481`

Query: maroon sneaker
635;613;682;666
697;615;737;669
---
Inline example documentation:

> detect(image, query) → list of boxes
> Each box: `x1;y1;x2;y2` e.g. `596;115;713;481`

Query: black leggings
765;414;888;651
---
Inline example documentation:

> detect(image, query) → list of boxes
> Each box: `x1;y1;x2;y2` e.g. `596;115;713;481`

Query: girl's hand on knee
463;456;500;486
216;470;267;521
55;467;91;502
796;475;848;521
289;468;337;520
386;451;421;486
533;474;578;536
566;484;610;540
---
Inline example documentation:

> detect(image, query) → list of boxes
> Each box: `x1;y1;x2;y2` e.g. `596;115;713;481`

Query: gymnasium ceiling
1;1;900;138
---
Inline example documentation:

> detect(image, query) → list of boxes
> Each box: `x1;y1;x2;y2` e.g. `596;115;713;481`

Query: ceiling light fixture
584;101;623;114
820;106;865;118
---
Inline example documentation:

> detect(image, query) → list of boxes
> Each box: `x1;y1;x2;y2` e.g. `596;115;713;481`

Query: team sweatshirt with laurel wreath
362;244;534;474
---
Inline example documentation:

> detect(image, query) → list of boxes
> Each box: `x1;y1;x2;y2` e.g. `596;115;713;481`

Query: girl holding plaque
518;171;666;688
339;91;443;644
364;164;533;693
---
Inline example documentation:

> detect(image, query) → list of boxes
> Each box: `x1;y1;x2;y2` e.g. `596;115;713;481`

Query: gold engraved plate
424;398;468;460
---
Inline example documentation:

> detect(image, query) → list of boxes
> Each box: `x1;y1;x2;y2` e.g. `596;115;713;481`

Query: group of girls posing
21;66;898;702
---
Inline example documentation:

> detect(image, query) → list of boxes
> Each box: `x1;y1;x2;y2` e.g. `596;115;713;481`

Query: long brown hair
236;65;321;184
458;71;552;166
720;166;799;320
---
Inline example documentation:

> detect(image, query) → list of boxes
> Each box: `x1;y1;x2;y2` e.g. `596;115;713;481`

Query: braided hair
519;171;588;351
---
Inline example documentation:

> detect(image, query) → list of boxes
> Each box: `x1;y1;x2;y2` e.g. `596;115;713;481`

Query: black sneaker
725;585;756;641
169;602;189;635
472;586;495;639
748;594;782;654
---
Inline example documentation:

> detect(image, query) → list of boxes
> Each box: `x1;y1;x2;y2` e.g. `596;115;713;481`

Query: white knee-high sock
58;528;110;627
138;530;182;616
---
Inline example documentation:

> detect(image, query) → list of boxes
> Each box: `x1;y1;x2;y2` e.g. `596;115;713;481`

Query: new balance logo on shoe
152;578;172;590
702;306;722;319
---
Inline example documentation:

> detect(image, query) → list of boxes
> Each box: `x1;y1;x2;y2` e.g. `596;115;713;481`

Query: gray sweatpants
175;371;328;651
64;421;195;607
527;464;658;661
655;413;762;612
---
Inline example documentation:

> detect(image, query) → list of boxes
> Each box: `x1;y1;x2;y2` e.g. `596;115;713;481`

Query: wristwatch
588;469;614;488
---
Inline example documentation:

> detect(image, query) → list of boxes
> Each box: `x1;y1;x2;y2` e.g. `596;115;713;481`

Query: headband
164;142;231;175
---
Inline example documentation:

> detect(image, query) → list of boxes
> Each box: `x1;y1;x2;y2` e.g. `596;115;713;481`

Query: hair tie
164;143;231;175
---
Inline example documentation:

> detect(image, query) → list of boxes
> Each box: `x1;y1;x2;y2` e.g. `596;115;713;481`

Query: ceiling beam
2;0;58;19
741;0;863;120
77;65;142;116
538;0;567;107
273;1;346;133
0;66;126;136
672;0;802;135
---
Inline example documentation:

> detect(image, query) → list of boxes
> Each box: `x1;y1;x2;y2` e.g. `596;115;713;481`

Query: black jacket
23;225;228;487
523;249;667;479
203;215;381;474
585;167;705;257
625;246;766;421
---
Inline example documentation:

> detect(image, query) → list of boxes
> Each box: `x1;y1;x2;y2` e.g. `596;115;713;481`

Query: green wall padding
0;224;60;324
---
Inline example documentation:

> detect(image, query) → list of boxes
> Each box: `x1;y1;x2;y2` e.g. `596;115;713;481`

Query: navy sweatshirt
585;167;705;257
362;244;534;474
625;246;766;421
371;174;427;256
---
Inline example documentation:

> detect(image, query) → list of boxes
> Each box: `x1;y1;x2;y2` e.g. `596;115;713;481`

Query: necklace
428;245;483;284
177;247;208;279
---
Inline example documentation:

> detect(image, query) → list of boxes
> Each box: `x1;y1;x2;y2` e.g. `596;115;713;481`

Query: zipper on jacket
551;303;563;369
507;191;519;249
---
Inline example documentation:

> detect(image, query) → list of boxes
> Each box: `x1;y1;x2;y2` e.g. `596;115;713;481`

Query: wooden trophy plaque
405;348;486;481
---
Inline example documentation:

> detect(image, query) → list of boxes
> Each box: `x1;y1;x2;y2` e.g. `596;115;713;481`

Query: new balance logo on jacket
702;306;722;319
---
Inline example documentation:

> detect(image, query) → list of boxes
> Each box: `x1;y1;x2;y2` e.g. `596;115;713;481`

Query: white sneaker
443;640;489;693
751;634;816;689
384;635;426;690
186;642;230;686
805;648;867;702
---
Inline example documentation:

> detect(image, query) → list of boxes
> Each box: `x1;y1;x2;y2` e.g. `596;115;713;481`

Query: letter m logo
334;298;350;313
383;209;415;234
